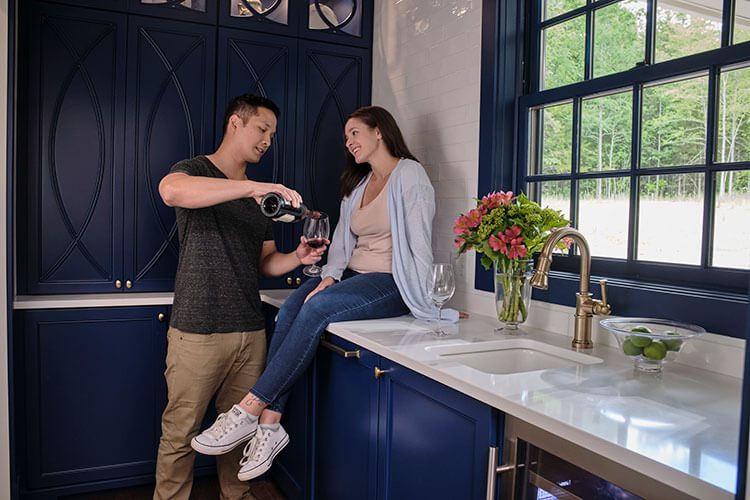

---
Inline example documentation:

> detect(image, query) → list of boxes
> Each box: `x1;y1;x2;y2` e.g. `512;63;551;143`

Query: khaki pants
154;327;267;500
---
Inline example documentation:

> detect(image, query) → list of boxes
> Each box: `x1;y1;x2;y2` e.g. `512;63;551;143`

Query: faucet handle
594;279;611;316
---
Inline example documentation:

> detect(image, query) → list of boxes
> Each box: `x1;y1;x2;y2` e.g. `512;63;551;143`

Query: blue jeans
251;271;409;413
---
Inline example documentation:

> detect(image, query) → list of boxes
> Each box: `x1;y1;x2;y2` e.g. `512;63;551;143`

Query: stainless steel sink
426;338;603;374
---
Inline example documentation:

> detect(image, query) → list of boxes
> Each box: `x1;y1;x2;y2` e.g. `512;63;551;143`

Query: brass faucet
530;228;611;350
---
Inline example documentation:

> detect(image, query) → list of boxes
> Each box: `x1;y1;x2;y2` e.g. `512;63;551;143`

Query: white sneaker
237;424;289;481
191;405;257;455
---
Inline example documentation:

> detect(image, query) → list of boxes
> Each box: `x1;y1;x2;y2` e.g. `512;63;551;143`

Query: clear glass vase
494;259;534;332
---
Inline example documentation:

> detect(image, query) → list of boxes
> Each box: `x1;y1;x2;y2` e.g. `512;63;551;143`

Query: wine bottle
260;192;321;222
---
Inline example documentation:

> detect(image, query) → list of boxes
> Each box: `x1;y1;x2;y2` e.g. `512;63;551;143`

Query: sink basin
426;339;603;374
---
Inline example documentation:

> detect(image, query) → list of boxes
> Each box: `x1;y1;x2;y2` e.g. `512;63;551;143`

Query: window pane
530;102;574;175
716;66;750;163
527;180;570;219
713;170;750;269
655;0;722;63
544;0;586;21
579;177;631;258
580;91;633;173
593;0;646;79
640;75;708;168
542;15;586;90
735;1;750;44
528;180;571;254
637;173;704;264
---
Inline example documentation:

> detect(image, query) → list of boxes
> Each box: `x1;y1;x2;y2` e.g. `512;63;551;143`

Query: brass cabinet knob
126;280;133;289
115;280;122;289
286;277;293;285
295;277;301;286
374;367;392;379
158;313;165;322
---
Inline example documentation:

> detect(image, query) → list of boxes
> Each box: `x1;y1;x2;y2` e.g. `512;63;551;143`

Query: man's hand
296;236;329;265
305;276;336;303
248;181;302;208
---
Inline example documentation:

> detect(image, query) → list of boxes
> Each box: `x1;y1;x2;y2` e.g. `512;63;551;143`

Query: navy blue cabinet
295;40;371;236
19;2;216;294
16;306;169;495
19;3;128;295
312;334;503;500
264;304;315;500
127;0;218;24
217;0;372;48
314;336;380;500
123;16;216;292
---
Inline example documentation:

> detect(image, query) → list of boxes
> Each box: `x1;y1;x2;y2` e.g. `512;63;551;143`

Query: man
154;93;324;499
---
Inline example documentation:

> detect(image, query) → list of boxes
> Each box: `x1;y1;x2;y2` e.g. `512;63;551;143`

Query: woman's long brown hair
340;106;418;198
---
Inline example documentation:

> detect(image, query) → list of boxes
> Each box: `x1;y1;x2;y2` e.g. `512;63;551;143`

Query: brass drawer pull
115;280;122;289
320;339;360;359
374;367;392;379
295;277;301;285
286;277;293;285
126;280;133;289
158;313;165;322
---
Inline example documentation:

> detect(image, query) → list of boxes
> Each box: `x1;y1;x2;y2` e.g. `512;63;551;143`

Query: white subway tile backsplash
375;0;746;378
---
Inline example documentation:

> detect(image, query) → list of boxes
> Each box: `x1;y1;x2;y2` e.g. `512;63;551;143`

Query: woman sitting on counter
190;105;459;480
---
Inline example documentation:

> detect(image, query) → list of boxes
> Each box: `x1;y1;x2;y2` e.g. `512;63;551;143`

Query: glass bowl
599;317;705;373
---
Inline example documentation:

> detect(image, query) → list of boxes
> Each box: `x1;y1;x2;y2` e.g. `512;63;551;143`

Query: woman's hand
296;236;329;265
305;276;336;303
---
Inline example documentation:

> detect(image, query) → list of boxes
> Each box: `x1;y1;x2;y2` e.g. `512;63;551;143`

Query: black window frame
478;0;750;337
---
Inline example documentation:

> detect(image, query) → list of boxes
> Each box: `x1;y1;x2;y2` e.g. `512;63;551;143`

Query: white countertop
262;290;742;499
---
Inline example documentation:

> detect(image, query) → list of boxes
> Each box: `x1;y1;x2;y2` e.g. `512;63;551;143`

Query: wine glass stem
438;306;442;323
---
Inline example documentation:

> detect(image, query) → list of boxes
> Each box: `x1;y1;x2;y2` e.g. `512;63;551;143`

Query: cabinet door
263;304;313;500
294;40;371;267
217;0;300;36
377;358;500;500
127;0;218;24
39;0;128;11
216;27;299;288
314;335;380;500
19;306;169;489
302;0;373;48
19;2;127;294
123;17;216;292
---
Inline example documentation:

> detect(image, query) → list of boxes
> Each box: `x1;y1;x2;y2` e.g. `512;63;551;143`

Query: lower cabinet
14;306;170;498
313;334;504;500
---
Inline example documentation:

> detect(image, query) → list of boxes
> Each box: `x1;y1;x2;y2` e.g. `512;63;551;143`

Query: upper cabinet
18;3;216;294
218;0;372;47
17;0;372;295
128;0;218;24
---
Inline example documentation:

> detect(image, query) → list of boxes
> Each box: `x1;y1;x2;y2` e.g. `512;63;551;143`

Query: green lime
629;335;652;348
662;331;683;351
622;339;643;356
643;341;667;360
630;325;652;333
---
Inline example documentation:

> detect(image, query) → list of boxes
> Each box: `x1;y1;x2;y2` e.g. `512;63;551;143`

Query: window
478;0;750;336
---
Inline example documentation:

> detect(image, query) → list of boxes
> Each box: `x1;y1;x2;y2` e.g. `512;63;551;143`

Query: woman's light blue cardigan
320;158;459;323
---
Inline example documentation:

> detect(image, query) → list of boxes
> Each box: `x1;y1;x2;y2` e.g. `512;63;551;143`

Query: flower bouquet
454;191;570;330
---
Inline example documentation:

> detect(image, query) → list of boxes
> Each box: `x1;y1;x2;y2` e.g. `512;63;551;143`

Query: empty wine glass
427;263;455;335
302;213;330;277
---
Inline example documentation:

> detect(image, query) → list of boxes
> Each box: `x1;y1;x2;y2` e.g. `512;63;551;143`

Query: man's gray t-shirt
169;156;274;333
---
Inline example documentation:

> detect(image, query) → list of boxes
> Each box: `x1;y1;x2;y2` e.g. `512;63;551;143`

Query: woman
190;106;458;481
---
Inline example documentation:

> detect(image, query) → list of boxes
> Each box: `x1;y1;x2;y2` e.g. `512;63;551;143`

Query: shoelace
240;429;270;465
205;412;240;440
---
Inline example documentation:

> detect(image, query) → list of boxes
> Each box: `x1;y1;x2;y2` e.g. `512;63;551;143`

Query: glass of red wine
303;212;330;277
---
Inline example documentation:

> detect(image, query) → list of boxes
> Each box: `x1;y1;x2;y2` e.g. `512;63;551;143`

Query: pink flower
492;226;528;260
488;234;504;251
480;191;515;212
453;209;483;235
